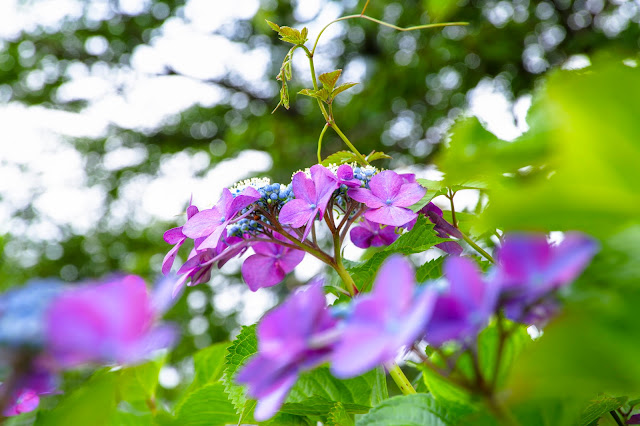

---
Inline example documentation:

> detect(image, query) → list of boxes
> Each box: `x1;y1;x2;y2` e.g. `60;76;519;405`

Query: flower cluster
163;163;465;296
236;233;598;420
0;275;177;416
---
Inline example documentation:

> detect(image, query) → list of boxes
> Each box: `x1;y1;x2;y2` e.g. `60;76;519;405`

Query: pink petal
162;239;185;275
347;188;385;208
242;255;286;291
229;187;261;215
392;183;426;208
279;248;305;273
350;226;374;248
182;207;224;239
291;172;316;204
163;227;185;244
279;199;313;228
364;206;417;227
368;170;403;200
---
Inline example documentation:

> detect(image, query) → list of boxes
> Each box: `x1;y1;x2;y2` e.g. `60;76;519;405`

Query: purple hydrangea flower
241;233;305;291
279;165;339;240
335;164;362;188
235;284;337;421
46;275;178;367
348;170;425;227
425;256;500;346
330;256;436;378
419;203;464;255
496;233;599;324
350;218;399;249
182;187;260;250
2;367;58;417
162;200;199;275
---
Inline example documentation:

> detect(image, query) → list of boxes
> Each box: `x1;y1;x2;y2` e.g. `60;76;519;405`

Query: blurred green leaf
416;257;444;282
355;394;456;426
189;342;230;391
578;395;627;426
173;383;239;426
117;358;164;403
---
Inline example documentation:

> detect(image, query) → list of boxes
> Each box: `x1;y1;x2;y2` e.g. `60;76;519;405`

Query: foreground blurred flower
236;284;336;421
241;233;305;291
348;170;425;227
1;366;57;417
331;256;436;378
425;256;500;346
496;232;599;325
46;275;178;367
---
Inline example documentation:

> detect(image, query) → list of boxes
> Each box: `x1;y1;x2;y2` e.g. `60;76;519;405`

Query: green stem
385;362;417;395
448;189;458;228
300;45;331;122
311;15;468;55
332;230;358;296
317;122;330;163
331;120;369;166
460;230;496;264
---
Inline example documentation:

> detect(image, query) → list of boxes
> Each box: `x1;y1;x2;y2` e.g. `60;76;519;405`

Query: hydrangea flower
495;233;599;324
349;218;399;249
279;165;339;240
331;256;436;378
162;200;199;275
348;170;425;227
182;187;260;250
241;233;305;291
425;256;500;346
2;367;58;417
235;284;337;421
46;275;178;367
419;203;463;255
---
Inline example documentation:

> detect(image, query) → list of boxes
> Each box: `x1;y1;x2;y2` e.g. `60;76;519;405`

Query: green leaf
265;20;280;33
327;402;354;426
365;151;391;162
282;367;388;418
190;341;230;390
416;257;444;282
319;69;342;92
222;325;258;413
321;150;359;166
298;88;329;102
578;395;628;426
36;372;117;426
276;26;308;45
331;82;359;100
108;411;152;426
174;383;239;426
117;358;164;403
355;394;456;426
347;216;443;292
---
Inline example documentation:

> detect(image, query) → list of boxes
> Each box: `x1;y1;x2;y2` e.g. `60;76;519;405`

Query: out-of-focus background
1;0;639;395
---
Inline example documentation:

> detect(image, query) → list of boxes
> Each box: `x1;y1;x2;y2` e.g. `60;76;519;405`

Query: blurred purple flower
425;256;500;346
236;284;337;421
350;218;398;249
162;200;199;275
496;233;599;324
628;414;640;424
46;275;178;367
348;170;425;227
279;165;338;240
331;256;436;378
241;233;305;291
182;187;260;250
2;367;57;417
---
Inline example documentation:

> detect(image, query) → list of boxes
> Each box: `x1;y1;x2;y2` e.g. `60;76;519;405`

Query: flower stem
447;189;458;228
332;232;358;296
460;230;495;264
317;122;330;163
300;45;331;123
385;362;417;395
330;120;369;166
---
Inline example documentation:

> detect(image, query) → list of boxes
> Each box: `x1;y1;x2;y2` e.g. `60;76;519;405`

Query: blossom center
309;203;317;209
385;199;392;205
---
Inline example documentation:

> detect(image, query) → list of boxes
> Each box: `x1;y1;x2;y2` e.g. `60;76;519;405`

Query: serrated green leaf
222;325;258;413
355;394;456;426
321;150;359;166
331;82;358;100
578;395;628;426
265;20;280;33
283;367;388;418
348;217;443;292
174;383;239;426
189;342;230;391
319;69;342;92
327;402;354;426
416;257;444;282
277;26;307;45
365;151;391;162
